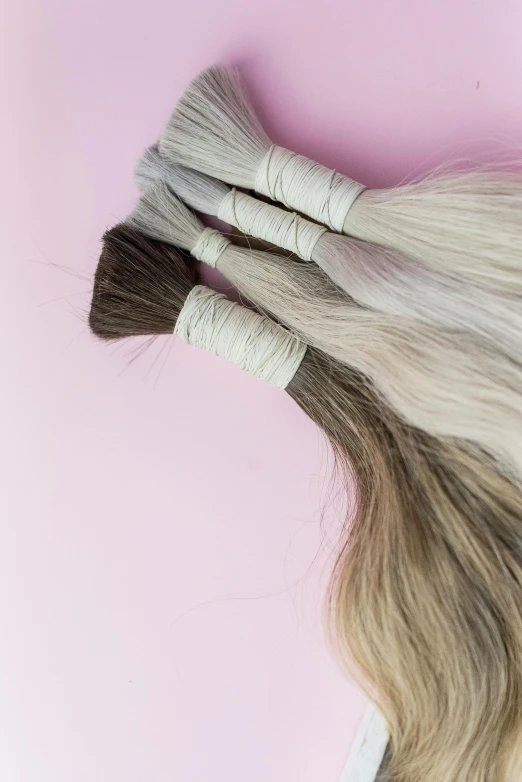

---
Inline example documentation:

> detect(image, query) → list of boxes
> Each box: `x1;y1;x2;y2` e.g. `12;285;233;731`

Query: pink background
2;1;522;781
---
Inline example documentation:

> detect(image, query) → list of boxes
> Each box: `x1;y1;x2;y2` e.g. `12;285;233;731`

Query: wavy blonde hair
90;225;522;781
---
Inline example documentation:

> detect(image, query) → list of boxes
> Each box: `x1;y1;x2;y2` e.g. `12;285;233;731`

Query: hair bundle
159;65;522;296
88;62;522;782
90;223;522;782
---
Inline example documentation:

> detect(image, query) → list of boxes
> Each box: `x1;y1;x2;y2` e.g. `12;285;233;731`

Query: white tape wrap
190;227;230;268
218;188;326;261
174;285;306;389
255;145;365;232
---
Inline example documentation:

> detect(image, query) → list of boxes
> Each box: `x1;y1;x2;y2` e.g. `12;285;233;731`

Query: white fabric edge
339;703;389;782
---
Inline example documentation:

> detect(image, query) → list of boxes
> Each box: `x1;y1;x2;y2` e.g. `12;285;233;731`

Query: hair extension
90;223;522;781
128;181;522;482
135;147;522;364
159;64;522;296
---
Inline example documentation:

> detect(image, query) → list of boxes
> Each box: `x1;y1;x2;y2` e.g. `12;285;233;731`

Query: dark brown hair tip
89;222;198;342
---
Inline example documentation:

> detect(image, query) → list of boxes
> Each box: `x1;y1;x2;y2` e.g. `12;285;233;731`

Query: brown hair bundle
90;224;522;781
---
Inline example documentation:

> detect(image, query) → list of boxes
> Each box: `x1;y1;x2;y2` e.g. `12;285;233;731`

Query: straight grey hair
129;180;522;483
135;147;522;365
159;64;522;296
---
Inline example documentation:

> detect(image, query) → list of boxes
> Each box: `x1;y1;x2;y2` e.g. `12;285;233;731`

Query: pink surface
2;2;522;781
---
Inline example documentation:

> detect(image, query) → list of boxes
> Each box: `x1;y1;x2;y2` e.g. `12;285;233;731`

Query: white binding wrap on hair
174;285;306;389
255;145;366;232
190;227;230;268
218;188;326;261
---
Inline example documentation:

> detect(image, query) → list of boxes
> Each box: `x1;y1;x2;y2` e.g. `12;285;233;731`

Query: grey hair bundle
135;146;522;365
159;64;522;296
129;180;522;482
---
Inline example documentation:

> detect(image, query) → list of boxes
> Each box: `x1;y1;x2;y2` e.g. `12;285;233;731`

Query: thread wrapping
174;285;306;388
218;188;326;260
190;227;230;268
255;145;366;232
